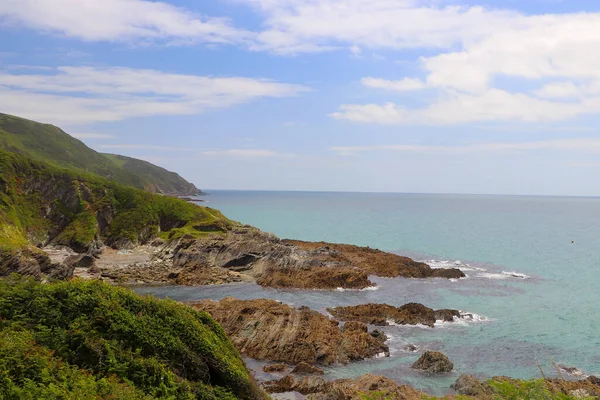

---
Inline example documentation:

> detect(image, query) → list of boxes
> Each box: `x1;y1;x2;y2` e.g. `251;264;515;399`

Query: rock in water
264;363;288;373
292;362;324;375
451;374;492;397
191;298;389;365
411;351;454;373
328;303;461;328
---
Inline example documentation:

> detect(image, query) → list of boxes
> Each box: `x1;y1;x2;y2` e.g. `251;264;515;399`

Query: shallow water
136;191;600;394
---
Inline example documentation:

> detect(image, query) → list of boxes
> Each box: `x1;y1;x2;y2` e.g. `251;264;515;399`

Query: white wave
423;259;486;272
478;271;530;280
435;311;491;328
335;286;379;292
557;365;589;378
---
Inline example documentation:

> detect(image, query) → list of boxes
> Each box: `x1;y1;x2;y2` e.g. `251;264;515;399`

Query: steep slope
0;276;268;400
103;153;202;195
0;150;235;279
0;112;202;195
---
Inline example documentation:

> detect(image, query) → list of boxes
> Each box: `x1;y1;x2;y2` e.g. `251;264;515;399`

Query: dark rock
587;376;600;385
435;309;461;322
404;344;418;352
411;351;453;373
64;254;95;269
451;374;492;397
0;246;74;281
263;375;296;393
292;362;324;375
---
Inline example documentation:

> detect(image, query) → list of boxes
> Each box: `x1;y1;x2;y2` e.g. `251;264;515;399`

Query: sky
1;0;600;196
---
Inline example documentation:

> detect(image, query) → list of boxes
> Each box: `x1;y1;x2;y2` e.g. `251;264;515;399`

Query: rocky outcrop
328;303;461;328
191;298;389;365
264;363;288;373
285;240;465;280
264;374;421;400
411;351;453;373
292;362;324;375
0;246;74;280
452;375;493;397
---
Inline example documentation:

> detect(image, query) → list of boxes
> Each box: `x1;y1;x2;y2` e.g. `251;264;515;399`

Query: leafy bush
0;276;267;400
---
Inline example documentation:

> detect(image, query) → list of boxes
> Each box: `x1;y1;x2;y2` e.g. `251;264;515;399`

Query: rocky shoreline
5;226;599;399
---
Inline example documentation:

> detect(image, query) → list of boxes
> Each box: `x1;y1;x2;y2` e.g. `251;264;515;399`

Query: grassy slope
0;149;234;251
103;153;202;195
0;112;201;195
0;276;267;399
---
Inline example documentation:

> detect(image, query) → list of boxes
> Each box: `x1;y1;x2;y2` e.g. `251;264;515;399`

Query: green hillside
0;113;201;195
103;153;202;196
0;149;234;254
0;276;267;399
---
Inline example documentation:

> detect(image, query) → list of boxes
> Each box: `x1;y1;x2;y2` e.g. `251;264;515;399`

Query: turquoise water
139;191;600;394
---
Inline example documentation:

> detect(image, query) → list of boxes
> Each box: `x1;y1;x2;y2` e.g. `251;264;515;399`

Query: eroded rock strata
99;227;463;289
263;373;421;400
191;298;389;365
327;303;461;327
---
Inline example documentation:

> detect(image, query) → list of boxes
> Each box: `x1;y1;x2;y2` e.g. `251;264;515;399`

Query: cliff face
192;298;389;366
0;150;233;279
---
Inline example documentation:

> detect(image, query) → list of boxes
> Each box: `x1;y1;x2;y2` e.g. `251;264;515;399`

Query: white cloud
240;0;518;54
0;0;250;45
71;132;116;140
361;77;426;91
96;144;196;151
200;149;280;157
0;66;309;125
332;89;600;124
332;138;600;155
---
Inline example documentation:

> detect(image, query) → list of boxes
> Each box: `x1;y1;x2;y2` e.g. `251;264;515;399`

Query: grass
0;149;235;252
0;112;200;195
0;276;267;400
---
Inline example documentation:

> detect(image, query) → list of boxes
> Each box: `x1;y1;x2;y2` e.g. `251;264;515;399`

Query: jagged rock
328;303;461;328
285;240;465;280
265;374;421;400
191;298;389;365
292;362;324;375
411;351;453;373
451;374;492;397
0;246;74;280
264;363;288;373
404;344;418;352
64;254;95;269
587;376;600;385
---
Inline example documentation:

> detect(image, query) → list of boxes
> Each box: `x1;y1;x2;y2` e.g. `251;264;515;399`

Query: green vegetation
489;378;593;400
0;112;201;195
0;276;267;399
103;154;202;196
0;149;235;252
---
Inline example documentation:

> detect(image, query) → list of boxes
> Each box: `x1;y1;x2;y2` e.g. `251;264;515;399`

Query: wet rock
404;344;418;352
264;376;296;393
451;374;492;397
191;298;388;365
292;362;324;375
411;351;453;373
264;363;288;373
328;303;461;328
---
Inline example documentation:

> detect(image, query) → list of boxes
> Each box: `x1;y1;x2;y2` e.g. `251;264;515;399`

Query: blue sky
2;0;600;195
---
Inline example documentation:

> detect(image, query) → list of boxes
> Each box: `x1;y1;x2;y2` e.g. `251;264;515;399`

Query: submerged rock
191;298;389;365
328;303;461;328
411;351;454;373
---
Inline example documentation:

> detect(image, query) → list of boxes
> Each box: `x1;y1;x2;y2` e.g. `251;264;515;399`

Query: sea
137;191;600;395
